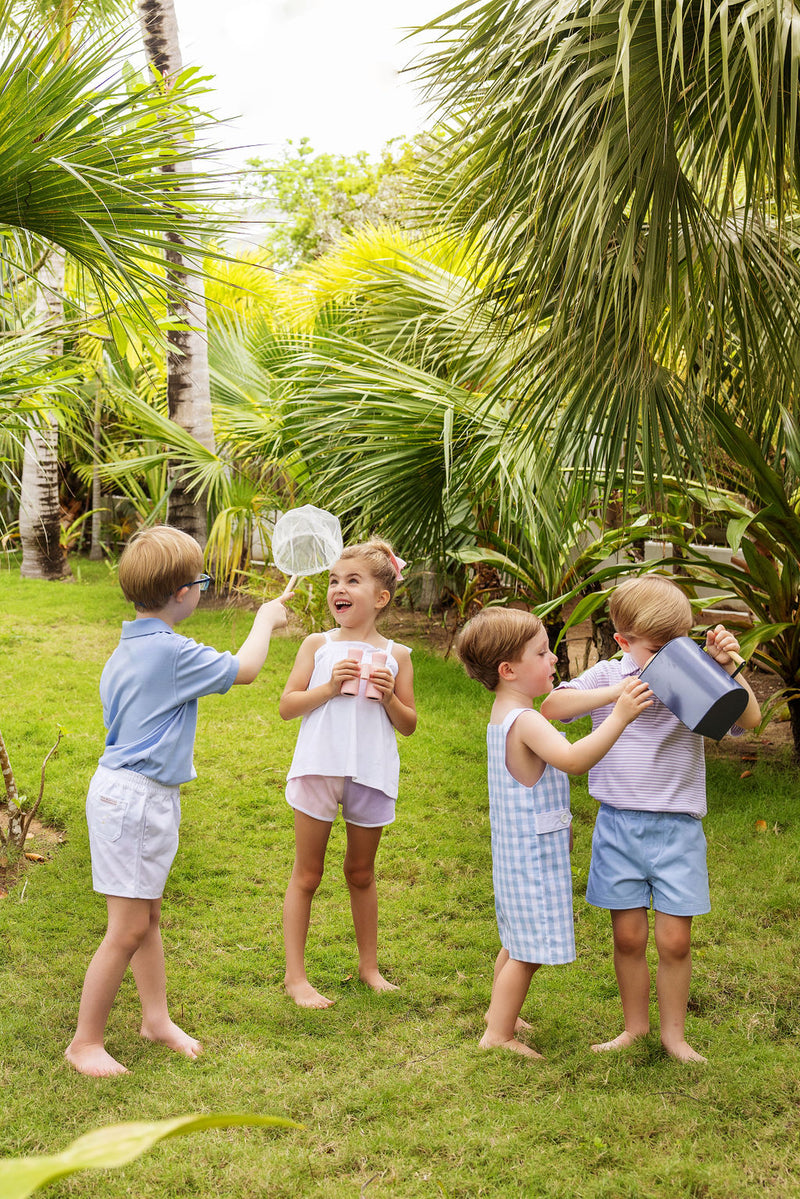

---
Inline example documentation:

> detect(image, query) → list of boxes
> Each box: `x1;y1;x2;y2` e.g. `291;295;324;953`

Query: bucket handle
696;639;745;678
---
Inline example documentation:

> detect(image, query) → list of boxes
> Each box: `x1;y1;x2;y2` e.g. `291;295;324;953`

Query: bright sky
173;0;445;162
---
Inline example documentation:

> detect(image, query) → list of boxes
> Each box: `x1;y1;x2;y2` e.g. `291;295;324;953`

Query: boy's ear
497;659;516;682
613;632;631;653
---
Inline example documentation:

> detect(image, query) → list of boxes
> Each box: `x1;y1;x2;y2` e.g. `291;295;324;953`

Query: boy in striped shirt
541;575;760;1062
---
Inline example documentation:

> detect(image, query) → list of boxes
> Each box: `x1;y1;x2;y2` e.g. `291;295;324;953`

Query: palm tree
0;0;226;570
415;0;800;495
17;254;69;578
10;0;131;578
413;0;800;746
136;0;215;545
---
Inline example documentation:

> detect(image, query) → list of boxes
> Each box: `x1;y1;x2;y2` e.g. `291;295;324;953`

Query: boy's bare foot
591;1029;648;1053
65;1042;129;1077
140;1020;202;1059
285;980;335;1008
479;1032;543;1059
662;1038;707;1063
359;969;399;993
485;1011;531;1032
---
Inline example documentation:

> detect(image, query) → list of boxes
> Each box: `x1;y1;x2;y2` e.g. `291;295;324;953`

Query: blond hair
457;607;545;692
338;539;403;607
609;575;692;645
118;525;204;611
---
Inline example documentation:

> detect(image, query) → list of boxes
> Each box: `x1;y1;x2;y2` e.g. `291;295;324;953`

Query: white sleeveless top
287;632;410;798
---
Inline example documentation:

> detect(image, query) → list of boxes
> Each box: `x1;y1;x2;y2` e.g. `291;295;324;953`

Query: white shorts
286;775;395;828
87;765;181;899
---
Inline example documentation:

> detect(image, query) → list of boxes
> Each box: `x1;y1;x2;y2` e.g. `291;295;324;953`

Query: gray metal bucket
638;636;748;740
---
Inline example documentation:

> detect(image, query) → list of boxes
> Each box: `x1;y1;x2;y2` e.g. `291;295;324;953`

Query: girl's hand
330;656;362;696
613;678;653;725
705;624;743;670
369;666;396;704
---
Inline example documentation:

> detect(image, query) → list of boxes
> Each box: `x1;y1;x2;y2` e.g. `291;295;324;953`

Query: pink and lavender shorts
286;775;395;828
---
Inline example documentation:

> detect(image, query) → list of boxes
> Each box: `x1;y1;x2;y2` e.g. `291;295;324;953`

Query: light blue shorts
286;775;395;828
586;805;710;916
87;765;180;900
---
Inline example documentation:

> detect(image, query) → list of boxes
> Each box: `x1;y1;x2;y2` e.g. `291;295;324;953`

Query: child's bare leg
481;956;541;1057
592;907;651;1052
65;895;151;1077
484;948;531;1030
131;898;200;1059
283;811;335;1007
344;822;397;992
653;911;706;1063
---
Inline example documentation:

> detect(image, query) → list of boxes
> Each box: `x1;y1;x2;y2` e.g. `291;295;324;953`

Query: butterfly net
271;505;343;578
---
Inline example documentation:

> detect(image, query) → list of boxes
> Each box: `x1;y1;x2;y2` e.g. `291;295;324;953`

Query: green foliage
0;6;230;333
415;0;800;497
675;404;800;734
0;1114;301;1199
238;137;422;268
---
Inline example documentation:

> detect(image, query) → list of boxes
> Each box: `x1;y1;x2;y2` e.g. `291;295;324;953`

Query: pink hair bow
388;550;406;581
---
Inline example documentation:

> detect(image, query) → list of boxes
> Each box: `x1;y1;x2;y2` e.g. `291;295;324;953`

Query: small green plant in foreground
0;1114;301;1199
1;559;799;1198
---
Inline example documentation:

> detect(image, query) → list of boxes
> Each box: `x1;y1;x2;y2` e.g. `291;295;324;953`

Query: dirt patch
0;819;65;897
384;603;457;655
705;667;794;762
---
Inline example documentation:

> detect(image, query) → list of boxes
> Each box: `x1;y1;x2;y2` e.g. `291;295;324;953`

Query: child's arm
705;624;762;729
278;635;362;720
234;597;291;685
367;647;417;736
521;679;652;774
540;678;627;722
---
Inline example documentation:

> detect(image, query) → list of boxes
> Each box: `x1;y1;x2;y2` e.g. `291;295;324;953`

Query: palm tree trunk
788;696;800;761
89;375;105;560
19;254;70;580
0;725;23;849
137;0;215;546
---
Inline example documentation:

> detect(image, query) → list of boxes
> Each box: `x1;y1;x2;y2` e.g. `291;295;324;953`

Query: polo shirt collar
619;652;641;677
121;618;174;638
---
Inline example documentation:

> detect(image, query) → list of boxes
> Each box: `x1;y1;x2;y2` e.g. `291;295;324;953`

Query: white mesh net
271;505;343;578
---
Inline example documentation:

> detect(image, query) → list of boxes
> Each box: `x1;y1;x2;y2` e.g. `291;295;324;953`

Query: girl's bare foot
65;1042;129;1077
485;1011;531;1032
285;979;335;1008
359;969;399;993
662;1038;707;1063
479;1032;543;1059
140;1020;202;1059
591;1029;648;1053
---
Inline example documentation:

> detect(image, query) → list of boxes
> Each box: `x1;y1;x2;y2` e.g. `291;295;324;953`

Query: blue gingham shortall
487;709;575;965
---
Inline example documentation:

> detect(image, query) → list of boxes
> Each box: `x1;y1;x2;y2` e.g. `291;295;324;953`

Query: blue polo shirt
98;618;239;786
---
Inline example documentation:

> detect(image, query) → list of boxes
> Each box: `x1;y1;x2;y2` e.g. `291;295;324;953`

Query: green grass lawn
1;559;799;1198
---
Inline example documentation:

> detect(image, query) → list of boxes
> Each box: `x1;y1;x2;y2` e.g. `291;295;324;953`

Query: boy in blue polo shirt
65;525;291;1077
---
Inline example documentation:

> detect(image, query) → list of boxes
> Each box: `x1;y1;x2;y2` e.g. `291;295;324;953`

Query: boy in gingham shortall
65;525;290;1077
457;607;651;1058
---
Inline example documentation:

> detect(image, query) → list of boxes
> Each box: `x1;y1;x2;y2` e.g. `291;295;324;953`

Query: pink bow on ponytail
388;550;407;581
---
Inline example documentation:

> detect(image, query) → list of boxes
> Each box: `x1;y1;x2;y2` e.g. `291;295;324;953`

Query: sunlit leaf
0;1114;302;1199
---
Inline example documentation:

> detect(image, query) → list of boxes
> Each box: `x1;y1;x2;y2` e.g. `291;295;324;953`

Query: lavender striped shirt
555;654;713;818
